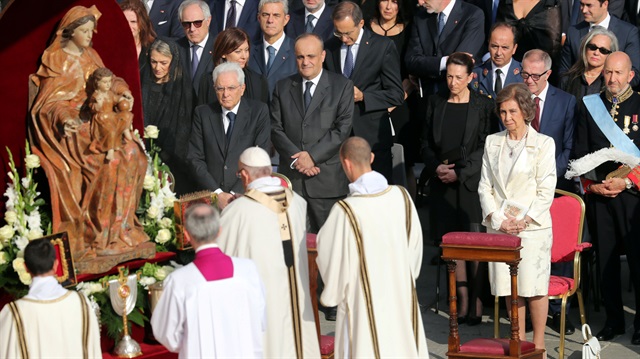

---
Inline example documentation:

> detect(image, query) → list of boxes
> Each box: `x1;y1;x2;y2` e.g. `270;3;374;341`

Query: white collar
25;276;68;300
230;0;245;6
304;69;323;85
441;0;456;19
349;171;389;195
264;31;286;50
195;243;220;253
533;81;550;102
247;176;282;192
491;59;513;75
190;33;210;47
222;100;241;116
591;12;611;29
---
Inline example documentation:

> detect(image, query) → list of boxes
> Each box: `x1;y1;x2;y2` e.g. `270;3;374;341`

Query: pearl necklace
505;128;529;158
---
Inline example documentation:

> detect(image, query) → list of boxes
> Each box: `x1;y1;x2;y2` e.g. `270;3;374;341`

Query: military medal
611;96;619;121
624;115;631;134
633;115;639;132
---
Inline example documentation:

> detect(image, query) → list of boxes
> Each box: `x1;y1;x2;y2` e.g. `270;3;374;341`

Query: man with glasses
177;0;216;96
560;0;640;86
218;146;321;358
324;1;403;183
187;62;270;210
248;0;298;96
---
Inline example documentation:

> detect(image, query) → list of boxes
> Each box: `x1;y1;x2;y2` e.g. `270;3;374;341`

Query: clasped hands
291;151;320;177
499;215;529;236
589;178;626;198
436;163;458;184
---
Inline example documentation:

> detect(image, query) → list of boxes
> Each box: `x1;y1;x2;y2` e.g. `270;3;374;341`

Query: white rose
0;251;7;265
159;217;173;229
13;258;32;285
15;236;29;251
144;125;159;139
143;175;157;191
4;211;17;224
0;225;15;241
24;154;41;169
139;276;157;289
163;195;176;208
27;229;44;240
154;267;168;281
155;229;172;244
147;206;160;219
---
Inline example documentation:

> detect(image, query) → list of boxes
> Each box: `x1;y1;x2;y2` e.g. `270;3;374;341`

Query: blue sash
583;94;640;157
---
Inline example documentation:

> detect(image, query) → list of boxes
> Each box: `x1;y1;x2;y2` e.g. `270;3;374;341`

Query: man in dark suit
188;62;271;210
248;0;298;95
623;0;640;30
285;0;335;41
405;0;485;97
560;0;640;86
177;0;217;96
146;0;184;38
471;22;523;100
209;0;262;43
323;1;403;182
271;33;354;233
562;0;624;36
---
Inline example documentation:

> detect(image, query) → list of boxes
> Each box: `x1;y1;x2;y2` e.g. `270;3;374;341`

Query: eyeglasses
586;43;612;55
236;168;245;179
214;85;241;93
333;28;358;39
520;70;549;81
181;19;204;29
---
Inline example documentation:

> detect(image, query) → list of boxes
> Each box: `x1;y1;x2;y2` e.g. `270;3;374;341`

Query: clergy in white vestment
0;239;102;359
316;137;429;358
151;204;266;358
218;146;321;358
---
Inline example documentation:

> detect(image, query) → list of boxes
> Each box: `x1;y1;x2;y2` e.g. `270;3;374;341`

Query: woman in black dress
197;27;269;106
421;53;495;324
141;39;194;194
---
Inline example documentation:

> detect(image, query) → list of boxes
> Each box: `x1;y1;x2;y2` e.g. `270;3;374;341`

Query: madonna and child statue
29;5;154;273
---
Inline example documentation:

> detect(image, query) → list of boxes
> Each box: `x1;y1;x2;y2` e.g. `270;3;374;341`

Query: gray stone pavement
319;201;640;358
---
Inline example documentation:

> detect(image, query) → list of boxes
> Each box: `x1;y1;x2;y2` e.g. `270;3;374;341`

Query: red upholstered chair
492;190;590;358
271;172;292;189
441;232;545;359
306;233;335;359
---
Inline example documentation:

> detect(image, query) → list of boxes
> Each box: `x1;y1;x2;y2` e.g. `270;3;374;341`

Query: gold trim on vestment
350;186;393;198
9;301;29;359
338;200;381;359
79;292;89;359
19;290;73;304
605;85;634;104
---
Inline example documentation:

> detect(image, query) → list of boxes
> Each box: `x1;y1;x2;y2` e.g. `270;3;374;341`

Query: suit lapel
305;72;329;118
196;36;214;81
427;15;438;48
539;85;555;133
269;36;292;76
463;94;481;145
505;61;521;85
480;64;494;96
251;43;267;75
438;1;461;45
491;134;507;191
227;100;249;149
351;29;372;80
210;104;226;155
314;10;332;38
290;77;305;118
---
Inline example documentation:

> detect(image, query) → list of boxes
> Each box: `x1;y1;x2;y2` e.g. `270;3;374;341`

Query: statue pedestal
76;242;157;275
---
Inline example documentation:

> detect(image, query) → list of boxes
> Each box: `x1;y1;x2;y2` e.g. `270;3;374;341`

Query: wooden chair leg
494;295;500;338
446;261;460;353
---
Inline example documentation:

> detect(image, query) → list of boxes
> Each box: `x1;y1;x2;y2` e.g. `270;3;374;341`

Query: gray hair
212;62;245;85
332;1;363;24
243;165;272;179
150;39;173;59
179;0;211;21
258;0;289;15
580;27;618;66
522;49;552;71
184;204;220;244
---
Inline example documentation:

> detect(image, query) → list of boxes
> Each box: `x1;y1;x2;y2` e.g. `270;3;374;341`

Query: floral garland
0;142;50;295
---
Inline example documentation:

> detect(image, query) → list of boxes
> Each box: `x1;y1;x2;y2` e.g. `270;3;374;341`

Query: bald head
340;137;374;182
603;51;635;95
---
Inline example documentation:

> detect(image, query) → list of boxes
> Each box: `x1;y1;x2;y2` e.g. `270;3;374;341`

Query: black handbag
439;146;467;168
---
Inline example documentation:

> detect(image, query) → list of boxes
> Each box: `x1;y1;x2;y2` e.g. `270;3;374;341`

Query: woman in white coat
478;83;557;351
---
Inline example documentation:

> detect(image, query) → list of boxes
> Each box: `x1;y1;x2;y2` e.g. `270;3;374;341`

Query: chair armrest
575;243;592;252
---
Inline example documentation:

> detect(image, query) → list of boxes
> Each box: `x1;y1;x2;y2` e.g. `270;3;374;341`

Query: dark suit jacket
560;15;640;86
271;70;354;198
209;0;261;43
471;59;523;99
248;35;298;96
188;98;271;193
324;28;404;150
177;34;216;96
197;67;269;106
149;0;182;39
285;5;335;42
623;0;640;29
498;85;576;176
420;90;494;191
405;2;485;96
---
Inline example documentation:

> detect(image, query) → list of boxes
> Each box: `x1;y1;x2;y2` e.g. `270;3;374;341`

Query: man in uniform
151;204;266;357
0;239;101;358
218;147;321;358
573;51;640;344
316;137;428;357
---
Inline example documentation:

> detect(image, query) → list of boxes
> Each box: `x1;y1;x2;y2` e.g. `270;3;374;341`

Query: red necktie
532;97;540;131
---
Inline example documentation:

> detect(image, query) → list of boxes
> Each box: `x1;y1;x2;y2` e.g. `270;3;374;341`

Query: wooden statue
29;5;153;273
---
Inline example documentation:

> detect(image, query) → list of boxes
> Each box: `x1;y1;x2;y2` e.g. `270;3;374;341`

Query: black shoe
596;326;625;341
551;313;575;335
457;315;468;325
467;316;482;326
632;329;640;345
324;306;337;321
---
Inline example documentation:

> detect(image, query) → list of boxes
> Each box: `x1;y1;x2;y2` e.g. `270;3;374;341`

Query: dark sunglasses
586;43;612;55
181;19;204;29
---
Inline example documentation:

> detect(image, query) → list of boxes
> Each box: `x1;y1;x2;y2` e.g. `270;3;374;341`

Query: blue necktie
267;46;276;72
437;12;446;36
226;0;237;28
305;14;315;33
492;0;499;24
226;112;236;141
343;45;354;78
191;44;200;78
304;81;313;111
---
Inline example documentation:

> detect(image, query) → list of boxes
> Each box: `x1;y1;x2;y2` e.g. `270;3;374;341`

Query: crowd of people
2;0;640;357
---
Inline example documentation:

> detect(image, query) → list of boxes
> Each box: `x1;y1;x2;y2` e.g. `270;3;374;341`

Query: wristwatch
625;178;634;190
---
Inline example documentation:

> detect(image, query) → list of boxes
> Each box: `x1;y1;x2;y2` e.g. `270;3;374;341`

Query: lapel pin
454;20;458;24
483;68;488;76
160;10;165;13
514;68;520;75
